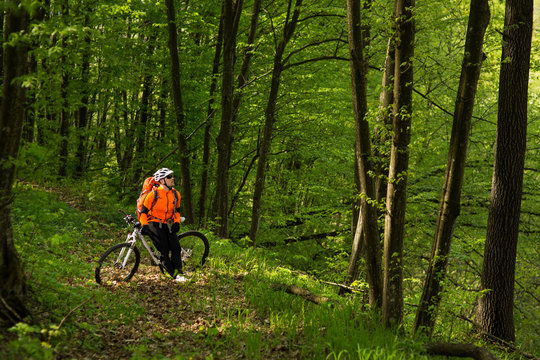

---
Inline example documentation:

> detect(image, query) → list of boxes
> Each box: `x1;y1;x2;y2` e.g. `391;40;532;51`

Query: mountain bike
95;210;209;286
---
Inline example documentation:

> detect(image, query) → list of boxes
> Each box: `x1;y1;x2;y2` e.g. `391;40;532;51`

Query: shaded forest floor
54;266;300;360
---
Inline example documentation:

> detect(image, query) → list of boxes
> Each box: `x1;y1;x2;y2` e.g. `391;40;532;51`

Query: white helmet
153;168;174;181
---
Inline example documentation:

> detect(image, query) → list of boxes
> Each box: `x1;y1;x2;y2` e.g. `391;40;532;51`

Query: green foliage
5;0;539;357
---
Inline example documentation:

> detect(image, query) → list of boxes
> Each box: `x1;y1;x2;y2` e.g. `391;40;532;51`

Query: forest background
0;0;539;358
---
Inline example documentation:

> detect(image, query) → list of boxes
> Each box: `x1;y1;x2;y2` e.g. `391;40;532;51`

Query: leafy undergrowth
0;184;526;359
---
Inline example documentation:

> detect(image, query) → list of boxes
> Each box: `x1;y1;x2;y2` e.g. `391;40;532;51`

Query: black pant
148;222;182;277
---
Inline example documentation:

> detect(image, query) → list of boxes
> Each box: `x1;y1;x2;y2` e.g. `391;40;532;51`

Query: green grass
0;183;535;359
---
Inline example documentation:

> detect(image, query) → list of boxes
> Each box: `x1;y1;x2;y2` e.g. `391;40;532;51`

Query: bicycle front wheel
95;243;140;285
178;230;209;273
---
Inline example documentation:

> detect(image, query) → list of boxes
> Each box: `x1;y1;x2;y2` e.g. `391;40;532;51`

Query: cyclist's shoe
174;274;187;283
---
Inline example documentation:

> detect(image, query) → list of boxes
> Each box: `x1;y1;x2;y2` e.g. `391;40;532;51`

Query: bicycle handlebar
118;210;138;227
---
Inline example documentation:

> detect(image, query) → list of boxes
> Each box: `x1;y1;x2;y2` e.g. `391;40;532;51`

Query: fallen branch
270;283;336;305
425;343;499;360
58;297;93;329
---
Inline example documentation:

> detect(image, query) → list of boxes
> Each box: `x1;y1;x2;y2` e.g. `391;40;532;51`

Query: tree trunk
414;0;490;336
199;5;224;226
215;0;243;238
345;0;382;308
58;1;70;178
382;0;415;327
132;38;155;184
232;0;261;116
75;15;91;179
476;0;532;343
249;0;303;245
228;0;261;219
58;71;70;178
0;0;30;323
374;37;394;204
165;0;195;223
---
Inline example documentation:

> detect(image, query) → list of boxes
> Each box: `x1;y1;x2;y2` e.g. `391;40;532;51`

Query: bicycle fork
115;237;137;269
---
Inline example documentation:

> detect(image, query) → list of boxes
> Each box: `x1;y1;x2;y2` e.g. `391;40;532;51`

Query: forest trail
66;263;295;359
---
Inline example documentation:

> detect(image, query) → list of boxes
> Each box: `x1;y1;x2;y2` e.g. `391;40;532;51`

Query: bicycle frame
113;211;192;271
114;226;161;269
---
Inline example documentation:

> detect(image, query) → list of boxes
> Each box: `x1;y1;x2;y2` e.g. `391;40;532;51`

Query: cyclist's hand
171;222;180;234
141;224;151;235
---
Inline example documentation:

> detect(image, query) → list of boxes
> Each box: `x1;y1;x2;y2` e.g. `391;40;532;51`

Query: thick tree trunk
215;0;243;238
345;0;382;308
165;0;195;223
414;0;490;336
382;0;414;327
476;0;532;343
0;0;30;323
249;0;302;245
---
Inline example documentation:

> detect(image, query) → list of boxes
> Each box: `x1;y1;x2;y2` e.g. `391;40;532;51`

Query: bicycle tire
177;230;210;273
95;242;140;285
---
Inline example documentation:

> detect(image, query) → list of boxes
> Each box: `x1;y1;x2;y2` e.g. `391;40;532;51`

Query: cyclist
139;167;186;282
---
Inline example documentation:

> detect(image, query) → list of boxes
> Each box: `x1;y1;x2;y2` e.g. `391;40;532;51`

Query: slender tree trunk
165;0;194;223
374;37;394;204
232;0;261;117
228;0;261;219
58;2;70;178
0;0;30;323
476;0;532;342
58;71;70;178
382;0;415;327
75;14;91;178
199;6;224;226
249;0;303;245
414;0;490;336
132;38;155;183
345;0;382;307
215;0;243;238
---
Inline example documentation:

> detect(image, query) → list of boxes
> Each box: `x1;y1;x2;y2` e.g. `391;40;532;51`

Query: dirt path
64;264;302;360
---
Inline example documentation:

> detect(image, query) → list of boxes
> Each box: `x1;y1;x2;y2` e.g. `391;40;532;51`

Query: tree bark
382;0;415;327
414;0;490;336
345;0;382;308
58;1;70;178
476;0;533;343
74;14;91;179
215;0;243;238
198;5;224;226
249;0;303;245
0;0;30;323
374;37;394;204
165;0;195;223
132;38;155;184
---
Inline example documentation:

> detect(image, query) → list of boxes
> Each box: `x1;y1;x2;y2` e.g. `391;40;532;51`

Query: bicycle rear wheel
178;230;209;273
95;243;140;285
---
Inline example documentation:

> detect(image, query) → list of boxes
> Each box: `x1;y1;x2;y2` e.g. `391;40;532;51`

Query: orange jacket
139;186;181;226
